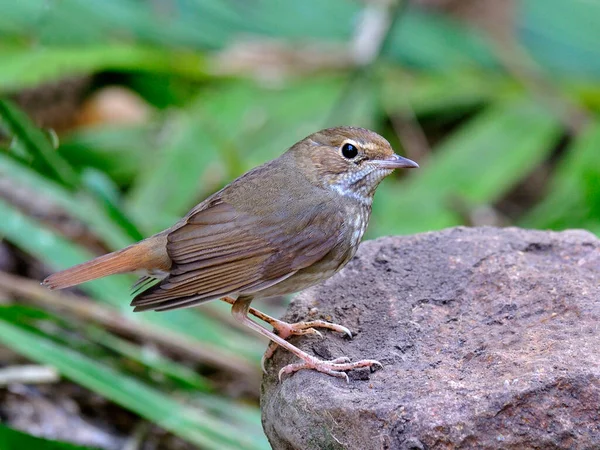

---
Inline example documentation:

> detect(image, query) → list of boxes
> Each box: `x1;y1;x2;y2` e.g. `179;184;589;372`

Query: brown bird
43;127;418;381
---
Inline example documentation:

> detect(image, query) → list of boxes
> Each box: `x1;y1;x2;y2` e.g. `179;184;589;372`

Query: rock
261;227;600;450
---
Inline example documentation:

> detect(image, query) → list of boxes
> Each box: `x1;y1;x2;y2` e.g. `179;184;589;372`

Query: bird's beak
371;154;419;170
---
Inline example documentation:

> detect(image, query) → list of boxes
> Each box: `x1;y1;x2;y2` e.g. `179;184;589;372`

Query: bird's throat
328;167;392;206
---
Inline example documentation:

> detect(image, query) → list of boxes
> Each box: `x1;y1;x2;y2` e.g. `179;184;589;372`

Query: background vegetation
0;0;598;448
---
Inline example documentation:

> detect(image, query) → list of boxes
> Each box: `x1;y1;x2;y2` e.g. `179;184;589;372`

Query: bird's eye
341;143;359;159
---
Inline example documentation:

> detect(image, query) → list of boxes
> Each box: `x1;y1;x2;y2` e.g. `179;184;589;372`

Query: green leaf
0;100;79;187
0;152;136;250
0;0;352;48
0;196;122;294
58;125;157;186
216;76;356;167
520;119;600;231
86;325;213;392
0;105;144;245
2;305;215;395
519;0;600;78
0;311;269;450
0;1;501;72
0;424;95;450
369;97;562;236
0;45;207;92
383;7;499;70
81;169;145;242
380;67;513;117
125;107;221;233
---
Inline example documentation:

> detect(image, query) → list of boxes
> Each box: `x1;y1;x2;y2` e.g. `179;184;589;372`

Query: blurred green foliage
0;0;599;448
0;423;95;450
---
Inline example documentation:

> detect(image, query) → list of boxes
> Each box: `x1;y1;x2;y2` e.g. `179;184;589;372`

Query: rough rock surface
261;227;600;450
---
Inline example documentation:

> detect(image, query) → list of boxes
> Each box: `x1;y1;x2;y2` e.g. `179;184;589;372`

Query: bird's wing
131;195;343;311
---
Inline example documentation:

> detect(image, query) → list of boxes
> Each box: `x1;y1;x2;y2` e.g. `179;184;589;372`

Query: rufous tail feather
42;235;170;290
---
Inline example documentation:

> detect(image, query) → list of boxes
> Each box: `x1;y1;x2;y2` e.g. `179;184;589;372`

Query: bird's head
289;126;418;204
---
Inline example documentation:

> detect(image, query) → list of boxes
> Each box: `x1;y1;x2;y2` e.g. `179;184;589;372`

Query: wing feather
131;193;343;311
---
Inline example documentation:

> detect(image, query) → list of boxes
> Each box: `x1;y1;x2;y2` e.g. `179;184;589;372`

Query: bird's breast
249;202;371;299
306;200;371;274
347;206;370;248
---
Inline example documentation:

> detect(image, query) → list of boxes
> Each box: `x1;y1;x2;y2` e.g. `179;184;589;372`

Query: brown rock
261;227;600;449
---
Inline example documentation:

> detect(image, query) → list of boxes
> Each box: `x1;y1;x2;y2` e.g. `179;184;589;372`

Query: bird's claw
262;318;353;371
273;319;352;340
278;357;382;383
261;343;277;374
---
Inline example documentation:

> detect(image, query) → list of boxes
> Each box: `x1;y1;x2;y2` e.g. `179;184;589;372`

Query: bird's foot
278;356;382;383
228;297;380;382
272;318;352;340
261;319;352;372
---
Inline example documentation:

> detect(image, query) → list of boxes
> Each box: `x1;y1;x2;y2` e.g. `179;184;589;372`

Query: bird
43;126;418;382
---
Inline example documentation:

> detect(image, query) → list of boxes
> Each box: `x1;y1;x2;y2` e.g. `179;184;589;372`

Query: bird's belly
247;203;369;299
252;240;359;299
253;266;342;299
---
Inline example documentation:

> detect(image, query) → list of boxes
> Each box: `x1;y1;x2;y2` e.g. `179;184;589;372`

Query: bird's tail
42;235;170;290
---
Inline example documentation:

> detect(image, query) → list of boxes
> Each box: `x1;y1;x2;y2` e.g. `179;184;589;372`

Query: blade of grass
0;100;79;187
81;168;145;242
0;271;259;379
125;108;221;233
370;97;562;236
383;6;499;70
0;302;212;393
519;0;600;78
0;424;96;450
0;152;135;250
1;102;145;244
519;119;600;231
85;325;213;392
57;125;157;186
1;45;208;92
380;67;513;117
192;392;267;439
0;312;269;450
0;0;501;71
0;0;352;49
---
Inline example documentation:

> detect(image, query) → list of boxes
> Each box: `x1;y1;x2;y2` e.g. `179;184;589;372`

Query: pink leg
220;296;353;371
230;296;381;382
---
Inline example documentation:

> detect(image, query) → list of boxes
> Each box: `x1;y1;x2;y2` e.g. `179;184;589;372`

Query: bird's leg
221;296;351;337
221;296;352;370
230;296;381;382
